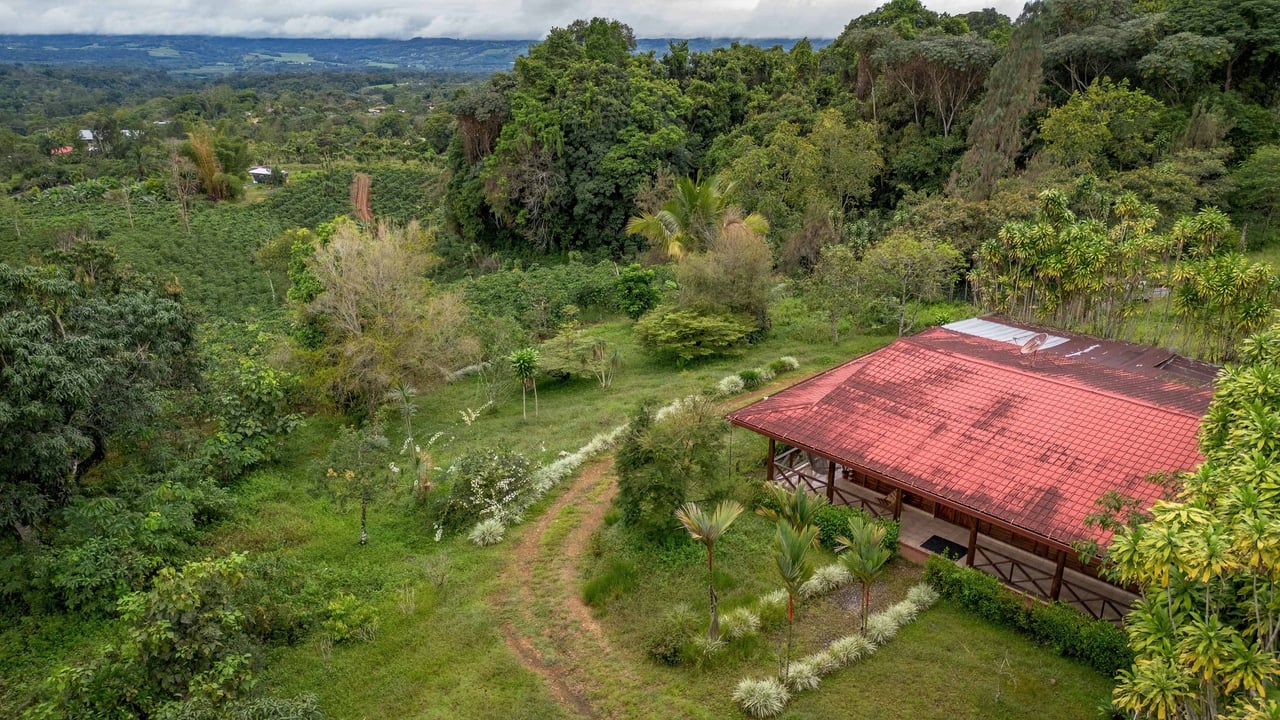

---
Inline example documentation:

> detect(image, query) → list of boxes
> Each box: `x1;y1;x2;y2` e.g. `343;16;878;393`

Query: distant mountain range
0;35;831;75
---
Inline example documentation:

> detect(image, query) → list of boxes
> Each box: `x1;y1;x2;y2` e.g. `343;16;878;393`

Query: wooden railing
1058;577;1134;623
971;544;1055;600
771;455;892;518
971;543;1133;624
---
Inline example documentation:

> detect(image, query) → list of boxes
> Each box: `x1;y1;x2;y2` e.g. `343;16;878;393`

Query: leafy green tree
28;554;258;719
1106;319;1280;719
857;233;962;336
632;309;756;364
539;323;620;389
1231;145;1280;246
674;500;745;641
836;514;894;634
0;244;197;543
772;521;818;683
615;263;662;320
615;399;727;540
508;347;540;418
1039;79;1165;173
809;244;865;342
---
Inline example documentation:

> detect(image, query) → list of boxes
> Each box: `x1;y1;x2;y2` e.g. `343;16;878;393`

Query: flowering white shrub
778;356;800;371
717;374;746;396
755;366;776;383
468;518;505;546
733;678;790;718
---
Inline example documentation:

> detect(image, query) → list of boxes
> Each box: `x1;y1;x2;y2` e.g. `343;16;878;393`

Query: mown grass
579;510;1113;719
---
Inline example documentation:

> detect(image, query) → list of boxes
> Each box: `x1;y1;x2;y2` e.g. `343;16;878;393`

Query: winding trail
492;385;792;718
494;457;650;719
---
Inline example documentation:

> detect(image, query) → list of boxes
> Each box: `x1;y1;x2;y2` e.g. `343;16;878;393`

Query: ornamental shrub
738;368;763;388
720;607;762;640
799;563;851;599
716;374;746;396
633;308;755;364
828;634;876;665
784;659;822;691
865;612;900;643
733;677;790;718
434;449;534;531
468;518;506;547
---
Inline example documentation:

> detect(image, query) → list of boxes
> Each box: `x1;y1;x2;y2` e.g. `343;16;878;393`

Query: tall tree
0;243;197;542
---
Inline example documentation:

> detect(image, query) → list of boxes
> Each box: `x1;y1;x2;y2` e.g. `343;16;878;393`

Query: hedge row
923;555;1133;677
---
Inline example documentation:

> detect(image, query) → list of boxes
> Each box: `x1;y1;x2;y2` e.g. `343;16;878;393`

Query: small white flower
389;462;401;474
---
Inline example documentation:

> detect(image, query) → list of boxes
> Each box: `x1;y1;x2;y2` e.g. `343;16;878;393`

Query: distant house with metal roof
248;166;287;183
727;316;1216;621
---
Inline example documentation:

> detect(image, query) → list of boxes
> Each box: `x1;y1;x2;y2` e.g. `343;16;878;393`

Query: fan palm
675;500;745;641
835;514;893;634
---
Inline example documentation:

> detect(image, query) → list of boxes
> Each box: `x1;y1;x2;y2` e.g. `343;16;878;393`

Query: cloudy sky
0;0;1025;39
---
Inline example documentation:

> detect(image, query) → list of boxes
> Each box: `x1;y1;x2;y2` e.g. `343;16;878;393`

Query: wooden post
892;490;903;521
826;461;836;503
966;519;978;567
766;438;776;485
1050;551;1067;600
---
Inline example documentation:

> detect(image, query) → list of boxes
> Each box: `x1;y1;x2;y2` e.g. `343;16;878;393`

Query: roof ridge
901;331;1210;420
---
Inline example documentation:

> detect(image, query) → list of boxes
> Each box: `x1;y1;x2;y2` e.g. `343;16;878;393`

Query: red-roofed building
727;317;1216;620
49;146;74;156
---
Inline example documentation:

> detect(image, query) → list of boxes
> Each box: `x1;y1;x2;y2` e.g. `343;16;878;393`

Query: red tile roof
728;327;1215;547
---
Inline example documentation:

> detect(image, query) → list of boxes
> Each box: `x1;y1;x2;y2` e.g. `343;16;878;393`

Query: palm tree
625;174;769;259
757;482;828;537
675;500;745;641
836;514;893;634
508;348;540;419
773;521;818;683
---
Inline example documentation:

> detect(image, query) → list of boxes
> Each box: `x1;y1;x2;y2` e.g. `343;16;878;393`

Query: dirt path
492;378;806;719
494;457;646;720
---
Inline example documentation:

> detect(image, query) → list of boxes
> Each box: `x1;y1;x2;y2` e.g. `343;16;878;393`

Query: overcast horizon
0;1;1025;40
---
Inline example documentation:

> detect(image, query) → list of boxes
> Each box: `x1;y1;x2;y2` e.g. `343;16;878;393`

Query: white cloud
0;0;1027;39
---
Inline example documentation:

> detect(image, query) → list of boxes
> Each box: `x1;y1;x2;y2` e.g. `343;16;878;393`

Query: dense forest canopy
3;0;1280;718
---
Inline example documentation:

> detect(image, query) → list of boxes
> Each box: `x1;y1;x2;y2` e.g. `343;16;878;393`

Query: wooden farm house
727;317;1218;621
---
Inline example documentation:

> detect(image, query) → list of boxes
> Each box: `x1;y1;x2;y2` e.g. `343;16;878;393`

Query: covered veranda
767;443;1136;622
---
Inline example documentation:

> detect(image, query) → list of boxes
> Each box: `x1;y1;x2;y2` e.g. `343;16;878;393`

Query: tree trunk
11;522;35;544
532;379;539;416
707;550;719;641
521;382;528;420
360;496;368;546
861;581;871;634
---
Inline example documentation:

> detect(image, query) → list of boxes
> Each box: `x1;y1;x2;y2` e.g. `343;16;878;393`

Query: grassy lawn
580;510;1113;720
